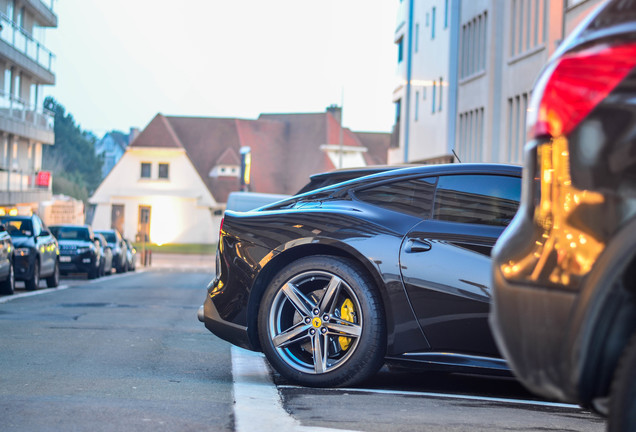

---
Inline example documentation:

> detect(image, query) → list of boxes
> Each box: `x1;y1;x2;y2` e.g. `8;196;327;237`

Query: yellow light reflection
502;136;605;288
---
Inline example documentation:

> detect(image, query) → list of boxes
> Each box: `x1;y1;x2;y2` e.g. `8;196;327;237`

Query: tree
43;97;103;202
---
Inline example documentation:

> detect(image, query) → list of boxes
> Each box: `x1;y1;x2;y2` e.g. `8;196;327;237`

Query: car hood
11;237;35;248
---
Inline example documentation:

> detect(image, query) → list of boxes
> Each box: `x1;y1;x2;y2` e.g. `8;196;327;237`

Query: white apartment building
0;0;56;207
392;0;602;165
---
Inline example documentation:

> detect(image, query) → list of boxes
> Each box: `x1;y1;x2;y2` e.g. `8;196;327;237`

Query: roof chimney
326;105;342;124
129;127;140;145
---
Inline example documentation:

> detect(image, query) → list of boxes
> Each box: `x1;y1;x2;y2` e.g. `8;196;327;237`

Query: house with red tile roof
89;107;390;245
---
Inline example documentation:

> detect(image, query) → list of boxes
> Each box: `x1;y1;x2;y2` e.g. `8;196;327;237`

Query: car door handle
406;239;432;253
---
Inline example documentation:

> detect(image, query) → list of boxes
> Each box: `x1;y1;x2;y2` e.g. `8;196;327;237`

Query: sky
44;0;399;138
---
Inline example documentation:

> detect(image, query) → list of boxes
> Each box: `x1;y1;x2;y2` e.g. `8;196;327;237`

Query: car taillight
528;42;636;139
219;217;224;237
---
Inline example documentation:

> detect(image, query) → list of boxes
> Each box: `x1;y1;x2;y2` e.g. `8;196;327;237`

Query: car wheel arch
245;242;389;352
568;217;636;407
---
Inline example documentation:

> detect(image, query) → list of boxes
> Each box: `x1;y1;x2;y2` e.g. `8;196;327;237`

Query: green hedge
131;243;216;255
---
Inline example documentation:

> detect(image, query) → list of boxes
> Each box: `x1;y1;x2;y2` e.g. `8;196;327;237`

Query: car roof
264;163;522;210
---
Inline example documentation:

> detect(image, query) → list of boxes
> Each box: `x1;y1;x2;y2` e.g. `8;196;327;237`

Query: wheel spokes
272;321;311;348
281;282;314;316
318;275;342;314
312;333;329;374
326;317;362;338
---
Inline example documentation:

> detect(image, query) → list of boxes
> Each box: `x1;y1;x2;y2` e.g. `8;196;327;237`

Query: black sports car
199;163;522;387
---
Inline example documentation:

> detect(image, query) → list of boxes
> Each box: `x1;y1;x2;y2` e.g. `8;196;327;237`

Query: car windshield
97;231;116;243
51;227;91;241
1;218;33;237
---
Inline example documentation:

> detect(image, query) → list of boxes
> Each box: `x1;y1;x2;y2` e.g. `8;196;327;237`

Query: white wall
90;146;220;244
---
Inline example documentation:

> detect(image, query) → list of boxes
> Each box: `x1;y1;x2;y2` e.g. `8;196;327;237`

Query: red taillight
529;42;636;138
219;217;224;237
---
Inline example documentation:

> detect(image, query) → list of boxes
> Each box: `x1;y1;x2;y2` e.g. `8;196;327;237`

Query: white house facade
90;146;221;245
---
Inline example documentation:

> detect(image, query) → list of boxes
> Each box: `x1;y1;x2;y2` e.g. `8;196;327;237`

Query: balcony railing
0;12;55;73
0;169;51;192
0;90;54;132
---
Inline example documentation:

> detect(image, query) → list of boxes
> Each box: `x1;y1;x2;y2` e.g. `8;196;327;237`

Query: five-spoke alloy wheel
258;255;386;388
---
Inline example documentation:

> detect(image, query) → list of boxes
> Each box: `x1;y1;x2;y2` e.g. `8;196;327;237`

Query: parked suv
0;214;59;290
490;1;636;430
94;229;127;273
50;225;102;279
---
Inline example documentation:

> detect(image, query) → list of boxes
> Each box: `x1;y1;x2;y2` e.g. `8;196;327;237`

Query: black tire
116;256;125;273
45;260;59;288
258;255;386;388
608;331;636;432
25;259;39;291
0;263;14;295
88;259;99;279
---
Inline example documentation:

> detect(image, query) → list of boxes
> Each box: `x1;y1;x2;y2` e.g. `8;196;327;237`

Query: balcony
0;169;52;205
0;91;54;143
0;12;55;83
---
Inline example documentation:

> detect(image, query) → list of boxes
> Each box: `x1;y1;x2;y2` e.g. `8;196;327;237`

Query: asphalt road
0;267;606;432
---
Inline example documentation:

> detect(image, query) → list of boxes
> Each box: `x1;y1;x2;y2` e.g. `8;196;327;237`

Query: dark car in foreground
94;229;127;273
50;225;102;279
199;163;522;387
0;214;59;290
490;1;636;430
0;224;14;295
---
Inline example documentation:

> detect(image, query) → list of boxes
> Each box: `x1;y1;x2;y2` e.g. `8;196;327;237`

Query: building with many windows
0;0;56;209
391;0;601;165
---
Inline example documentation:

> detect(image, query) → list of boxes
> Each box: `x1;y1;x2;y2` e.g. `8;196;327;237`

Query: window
460;11;488;79
507;91;530;164
158;163;169;179
434;175;521;226
510;0;546;58
432;81;437;114
439;77;443;112
397;37;404;63
415;23;419;53
415;91;419;121
140;162;151;178
431;7;436;39
354;177;437;218
457;107;484;162
444;0;449;28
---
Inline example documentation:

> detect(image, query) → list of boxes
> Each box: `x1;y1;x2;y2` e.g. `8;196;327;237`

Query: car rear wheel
258;255;386;388
25;260;39;291
608;330;636;431
0;263;14;295
45;260;59;288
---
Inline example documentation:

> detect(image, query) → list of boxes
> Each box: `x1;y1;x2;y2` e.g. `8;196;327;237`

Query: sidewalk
139;253;215;271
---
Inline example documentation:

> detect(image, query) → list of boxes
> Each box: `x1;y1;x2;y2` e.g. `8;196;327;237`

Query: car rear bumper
199;293;253;351
490;267;580;403
59;254;95;273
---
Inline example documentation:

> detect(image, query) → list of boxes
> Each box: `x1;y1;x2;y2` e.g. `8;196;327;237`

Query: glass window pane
141;162;151;178
354;177;437;218
434;175;521;226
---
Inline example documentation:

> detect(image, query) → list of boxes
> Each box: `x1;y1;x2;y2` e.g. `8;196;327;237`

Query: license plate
60;256;71;262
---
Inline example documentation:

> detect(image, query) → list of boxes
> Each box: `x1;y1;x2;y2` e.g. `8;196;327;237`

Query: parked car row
199;1;636;429
0;217;138;295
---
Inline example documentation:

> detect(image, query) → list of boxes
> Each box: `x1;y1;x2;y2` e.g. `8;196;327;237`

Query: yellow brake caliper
338;299;355;351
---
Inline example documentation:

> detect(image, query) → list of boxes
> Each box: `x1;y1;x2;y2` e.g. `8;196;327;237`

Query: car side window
433;175;521;226
354;177;437;218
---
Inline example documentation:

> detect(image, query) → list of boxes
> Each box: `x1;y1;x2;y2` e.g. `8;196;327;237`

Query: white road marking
278;385;583;410
0;284;70;303
231;346;358;432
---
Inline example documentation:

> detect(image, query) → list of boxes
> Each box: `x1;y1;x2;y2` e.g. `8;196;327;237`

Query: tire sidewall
258;255;386;388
